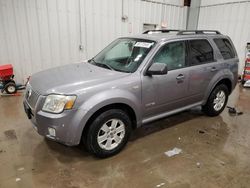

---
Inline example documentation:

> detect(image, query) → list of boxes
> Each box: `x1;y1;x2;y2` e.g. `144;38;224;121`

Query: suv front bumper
23;99;88;146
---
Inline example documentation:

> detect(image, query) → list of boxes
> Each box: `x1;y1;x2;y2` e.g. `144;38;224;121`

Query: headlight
42;94;76;113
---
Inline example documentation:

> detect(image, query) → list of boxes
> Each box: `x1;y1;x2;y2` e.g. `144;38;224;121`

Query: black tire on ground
4;82;17;94
84;109;132;158
202;84;229;117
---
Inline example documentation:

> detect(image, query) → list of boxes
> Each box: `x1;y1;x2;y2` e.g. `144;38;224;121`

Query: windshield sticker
134;42;154;48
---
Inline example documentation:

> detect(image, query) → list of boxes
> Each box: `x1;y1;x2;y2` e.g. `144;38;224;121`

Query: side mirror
147;63;168;75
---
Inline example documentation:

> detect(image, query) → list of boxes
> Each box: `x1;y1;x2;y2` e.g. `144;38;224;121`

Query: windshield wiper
89;58;114;70
96;62;114;70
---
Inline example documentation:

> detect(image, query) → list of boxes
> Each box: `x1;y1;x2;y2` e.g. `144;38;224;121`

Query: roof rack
177;30;221;35
143;29;221;35
143;29;180;34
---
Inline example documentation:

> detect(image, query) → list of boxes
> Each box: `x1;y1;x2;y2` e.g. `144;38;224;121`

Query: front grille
25;84;40;109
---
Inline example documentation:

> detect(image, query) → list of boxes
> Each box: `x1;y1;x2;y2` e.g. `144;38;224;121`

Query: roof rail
143;29;180;34
177;30;221;35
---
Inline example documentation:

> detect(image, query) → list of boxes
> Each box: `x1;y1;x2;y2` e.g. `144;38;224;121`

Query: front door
142;41;190;119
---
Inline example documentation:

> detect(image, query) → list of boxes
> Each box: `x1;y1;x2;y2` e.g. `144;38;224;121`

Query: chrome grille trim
25;84;40;109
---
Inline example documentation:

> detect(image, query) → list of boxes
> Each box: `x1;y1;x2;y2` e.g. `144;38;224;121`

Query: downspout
78;0;83;51
121;0;128;21
186;0;201;30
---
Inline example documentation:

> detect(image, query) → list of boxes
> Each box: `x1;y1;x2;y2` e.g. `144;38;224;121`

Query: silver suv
23;30;238;158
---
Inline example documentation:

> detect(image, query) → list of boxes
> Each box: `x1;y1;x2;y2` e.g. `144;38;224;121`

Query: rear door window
214;38;235;59
188;39;214;65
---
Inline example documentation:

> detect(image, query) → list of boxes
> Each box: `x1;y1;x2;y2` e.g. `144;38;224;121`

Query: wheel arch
81;103;137;143
215;78;232;93
203;77;232;105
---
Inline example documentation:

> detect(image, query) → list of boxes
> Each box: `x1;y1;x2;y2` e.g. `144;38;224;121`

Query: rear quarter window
213;38;236;59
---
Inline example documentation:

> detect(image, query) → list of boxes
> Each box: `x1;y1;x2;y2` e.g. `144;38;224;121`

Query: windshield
88;38;155;73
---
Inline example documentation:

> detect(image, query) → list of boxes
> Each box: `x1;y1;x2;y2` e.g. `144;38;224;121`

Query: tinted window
214;38;235;59
189;40;214;65
153;41;186;71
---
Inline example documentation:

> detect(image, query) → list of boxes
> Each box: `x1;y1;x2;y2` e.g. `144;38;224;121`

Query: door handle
210;67;217;72
176;74;185;81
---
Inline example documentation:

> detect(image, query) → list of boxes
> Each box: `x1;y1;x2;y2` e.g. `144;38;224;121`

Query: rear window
189;39;214;65
214;38;235;59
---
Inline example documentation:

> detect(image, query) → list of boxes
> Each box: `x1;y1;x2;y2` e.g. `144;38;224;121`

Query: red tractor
0;64;27;94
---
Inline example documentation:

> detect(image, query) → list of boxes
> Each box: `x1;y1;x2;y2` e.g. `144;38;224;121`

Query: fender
202;69;234;105
71;89;142;144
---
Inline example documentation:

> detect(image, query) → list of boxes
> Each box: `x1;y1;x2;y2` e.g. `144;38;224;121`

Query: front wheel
202;84;229;117
85;109;132;158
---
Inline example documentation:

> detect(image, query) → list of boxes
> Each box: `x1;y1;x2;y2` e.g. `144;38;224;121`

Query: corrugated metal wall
198;0;250;73
0;0;187;83
0;0;82;83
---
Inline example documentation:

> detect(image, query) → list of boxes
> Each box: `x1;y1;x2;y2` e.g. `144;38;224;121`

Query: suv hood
29;62;129;95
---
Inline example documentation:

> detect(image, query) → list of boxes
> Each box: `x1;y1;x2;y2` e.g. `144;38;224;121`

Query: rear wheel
4;82;17;94
202;84;229;117
85;109;132;158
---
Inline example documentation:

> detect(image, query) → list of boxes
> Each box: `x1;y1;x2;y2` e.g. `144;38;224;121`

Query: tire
202;84;229;117
4;82;17;94
85;109;132;158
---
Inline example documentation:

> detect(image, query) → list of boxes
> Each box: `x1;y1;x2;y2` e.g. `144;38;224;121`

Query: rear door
187;39;221;103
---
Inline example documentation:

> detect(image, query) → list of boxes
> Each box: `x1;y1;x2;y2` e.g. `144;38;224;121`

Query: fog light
48;127;56;137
